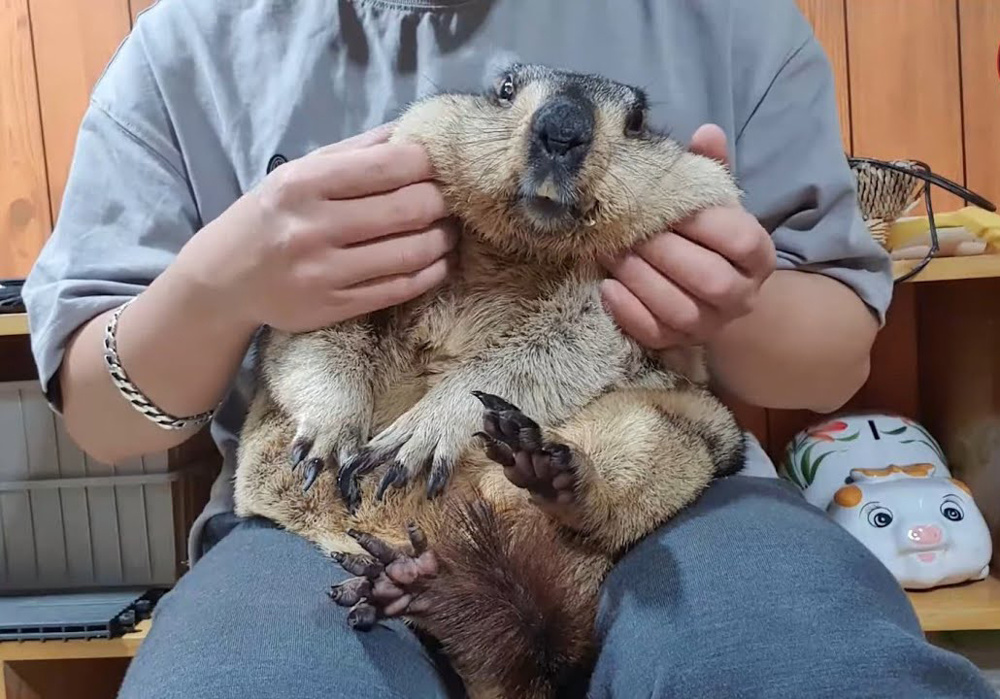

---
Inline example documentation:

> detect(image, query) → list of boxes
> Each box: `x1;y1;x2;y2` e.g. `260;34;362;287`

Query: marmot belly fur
234;61;747;698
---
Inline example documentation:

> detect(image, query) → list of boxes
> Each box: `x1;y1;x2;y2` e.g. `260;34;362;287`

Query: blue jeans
117;476;993;698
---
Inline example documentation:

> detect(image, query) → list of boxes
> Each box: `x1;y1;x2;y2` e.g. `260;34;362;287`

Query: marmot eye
497;75;516;103
624;106;646;137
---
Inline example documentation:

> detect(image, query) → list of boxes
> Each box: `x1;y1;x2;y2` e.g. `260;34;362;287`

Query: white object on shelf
779;413;993;591
0;380;203;592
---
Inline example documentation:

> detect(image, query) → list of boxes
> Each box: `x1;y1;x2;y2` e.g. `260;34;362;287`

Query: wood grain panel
28;0;131;218
129;0;155;24
845;0;965;212
958;1;1000;209
0;0;52;279
916;278;1000;567
795;0;852;151
3;658;130;699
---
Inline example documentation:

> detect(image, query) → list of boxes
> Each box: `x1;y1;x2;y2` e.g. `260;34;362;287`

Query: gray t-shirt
21;0;893;566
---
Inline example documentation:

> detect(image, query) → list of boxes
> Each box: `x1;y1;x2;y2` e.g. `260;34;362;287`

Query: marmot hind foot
328;524;438;631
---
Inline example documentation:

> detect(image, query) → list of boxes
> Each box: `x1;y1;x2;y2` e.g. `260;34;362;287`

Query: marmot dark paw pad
473;392;578;505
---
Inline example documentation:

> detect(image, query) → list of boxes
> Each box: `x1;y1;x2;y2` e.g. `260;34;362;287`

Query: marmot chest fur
233;60;747;699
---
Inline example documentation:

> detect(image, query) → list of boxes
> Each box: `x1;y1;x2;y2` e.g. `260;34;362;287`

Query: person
20;0;995;696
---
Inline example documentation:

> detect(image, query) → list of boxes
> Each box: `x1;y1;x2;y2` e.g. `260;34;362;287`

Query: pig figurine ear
949;478;974;496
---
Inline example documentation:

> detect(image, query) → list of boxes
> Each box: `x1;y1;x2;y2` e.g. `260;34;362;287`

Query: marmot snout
390;61;743;264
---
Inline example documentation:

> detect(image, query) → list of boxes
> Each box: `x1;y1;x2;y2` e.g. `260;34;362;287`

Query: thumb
689;123;729;166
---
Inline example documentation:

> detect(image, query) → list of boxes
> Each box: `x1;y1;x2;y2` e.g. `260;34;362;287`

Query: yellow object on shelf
887;206;1000;252
0;313;29;337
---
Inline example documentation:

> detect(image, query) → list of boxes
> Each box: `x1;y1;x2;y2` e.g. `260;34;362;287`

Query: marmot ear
483;49;522;88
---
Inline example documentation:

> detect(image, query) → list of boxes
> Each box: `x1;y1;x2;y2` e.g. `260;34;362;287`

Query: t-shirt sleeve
732;13;894;325
21;35;201;412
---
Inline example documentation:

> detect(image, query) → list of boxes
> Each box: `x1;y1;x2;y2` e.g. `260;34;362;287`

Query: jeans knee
587;476;967;696
118;521;452;699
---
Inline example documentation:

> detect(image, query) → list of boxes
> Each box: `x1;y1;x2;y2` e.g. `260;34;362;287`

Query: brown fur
234;62;747;698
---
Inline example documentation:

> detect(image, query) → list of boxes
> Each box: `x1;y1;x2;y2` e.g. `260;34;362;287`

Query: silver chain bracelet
103;299;216;431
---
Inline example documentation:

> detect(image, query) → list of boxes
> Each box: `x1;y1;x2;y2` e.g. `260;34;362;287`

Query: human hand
180;123;457;333
598;124;776;349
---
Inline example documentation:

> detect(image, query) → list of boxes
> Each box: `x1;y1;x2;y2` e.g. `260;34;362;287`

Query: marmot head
391;61;742;264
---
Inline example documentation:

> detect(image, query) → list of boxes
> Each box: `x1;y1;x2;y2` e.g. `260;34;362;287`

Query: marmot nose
531;97;594;160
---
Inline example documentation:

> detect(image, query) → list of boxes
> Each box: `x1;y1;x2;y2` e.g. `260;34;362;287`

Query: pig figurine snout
907;524;944;547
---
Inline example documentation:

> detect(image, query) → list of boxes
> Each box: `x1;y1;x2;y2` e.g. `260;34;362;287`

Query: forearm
706;269;879;413
58;255;258;464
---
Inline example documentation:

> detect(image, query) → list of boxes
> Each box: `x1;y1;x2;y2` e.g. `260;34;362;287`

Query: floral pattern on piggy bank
827;464;992;590
779;413;950;510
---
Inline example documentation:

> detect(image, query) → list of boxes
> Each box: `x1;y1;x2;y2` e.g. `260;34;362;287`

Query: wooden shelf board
0;619;149;662
907;575;1000;632
0;314;28;337
895;254;1000;283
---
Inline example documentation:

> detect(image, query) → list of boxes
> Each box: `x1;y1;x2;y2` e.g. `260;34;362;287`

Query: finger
338;254;453;318
672;207;776;279
330;181;450;246
689;123;729;165
311;122;396;157
599;279;690;349
605;251;725;338
335;222;459;287
633;230;756;314
278;142;436;201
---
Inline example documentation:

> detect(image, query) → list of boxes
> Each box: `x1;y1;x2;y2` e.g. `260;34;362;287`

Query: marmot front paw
288;418;368;494
336;393;479;511
473;392;580;507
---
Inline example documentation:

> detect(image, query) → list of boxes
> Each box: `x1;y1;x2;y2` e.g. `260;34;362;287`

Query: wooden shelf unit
0;622;149;699
893;254;1000;284
908;577;1000;633
0;621;149;664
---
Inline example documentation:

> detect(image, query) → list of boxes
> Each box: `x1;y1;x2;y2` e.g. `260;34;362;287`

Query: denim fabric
117;477;994;698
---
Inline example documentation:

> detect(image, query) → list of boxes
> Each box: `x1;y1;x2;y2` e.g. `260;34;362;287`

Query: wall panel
845;0;965;211
0;0;52;279
958;1;1000;208
795;0;852;151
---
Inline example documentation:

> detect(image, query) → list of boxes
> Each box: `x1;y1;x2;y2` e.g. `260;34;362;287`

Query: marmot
234;61;747;699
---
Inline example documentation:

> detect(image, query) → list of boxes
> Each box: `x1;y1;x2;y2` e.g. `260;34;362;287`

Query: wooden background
2;0;1000;462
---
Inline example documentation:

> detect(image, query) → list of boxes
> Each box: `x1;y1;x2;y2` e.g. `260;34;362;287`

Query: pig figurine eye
941;499;965;522
867;507;894;528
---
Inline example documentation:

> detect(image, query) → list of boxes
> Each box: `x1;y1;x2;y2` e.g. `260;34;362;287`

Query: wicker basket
847;155;997;282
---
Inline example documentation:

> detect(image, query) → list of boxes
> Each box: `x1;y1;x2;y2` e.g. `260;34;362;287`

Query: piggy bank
828;464;992;590
779;413;994;590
